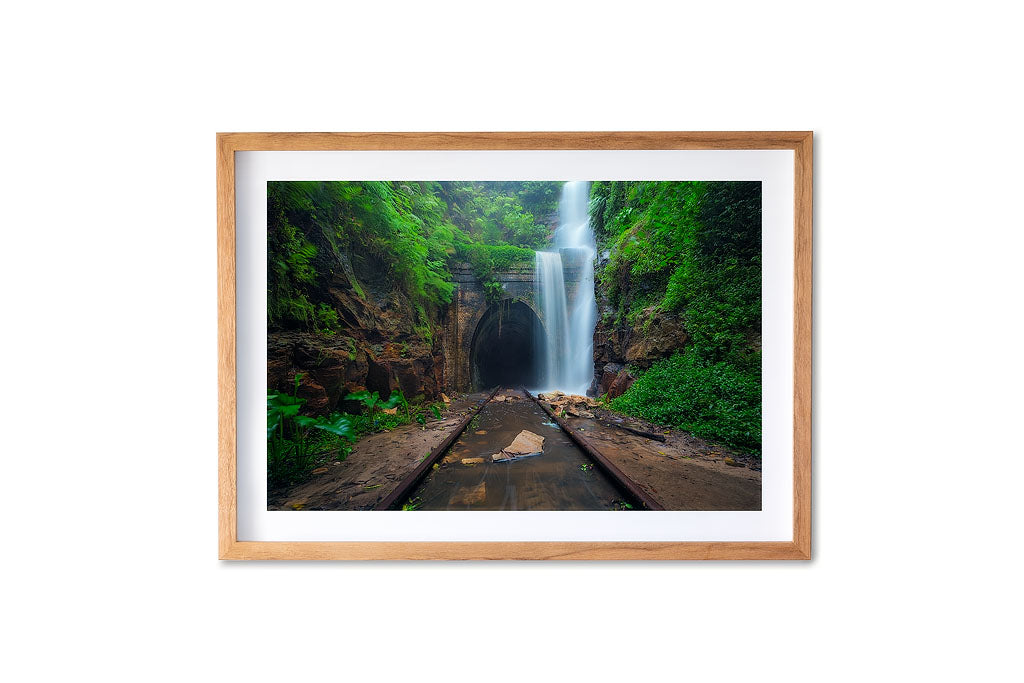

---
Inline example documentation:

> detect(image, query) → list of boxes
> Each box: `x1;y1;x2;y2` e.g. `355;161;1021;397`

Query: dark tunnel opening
470;301;545;389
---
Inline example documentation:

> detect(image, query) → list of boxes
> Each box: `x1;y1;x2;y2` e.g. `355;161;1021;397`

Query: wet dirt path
405;390;628;511
267;391;492;511
269;389;760;511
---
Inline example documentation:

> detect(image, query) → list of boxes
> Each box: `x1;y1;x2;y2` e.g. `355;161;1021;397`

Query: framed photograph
218;132;812;560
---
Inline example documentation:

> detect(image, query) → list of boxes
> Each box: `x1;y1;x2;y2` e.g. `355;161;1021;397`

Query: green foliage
482;280;504;304
439;182;558;248
344;389;382;412
595;181;762;451
458;242;535;276
343;387;448;436
268;181;462;338
610;352;761;452
266;207;319;328
458;242;533;304
344;388;405;419
314;303;339;332
268;380;449;488
267;375;357;488
268;181;555;344
457;242;533;303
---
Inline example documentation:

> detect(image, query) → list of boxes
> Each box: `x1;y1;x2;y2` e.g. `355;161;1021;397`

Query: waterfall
534;181;598;395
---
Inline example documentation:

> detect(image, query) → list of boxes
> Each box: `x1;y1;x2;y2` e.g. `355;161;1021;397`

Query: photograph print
266;179;761;511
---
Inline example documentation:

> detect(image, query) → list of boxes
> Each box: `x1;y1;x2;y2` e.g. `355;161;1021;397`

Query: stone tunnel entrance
469;300;545;390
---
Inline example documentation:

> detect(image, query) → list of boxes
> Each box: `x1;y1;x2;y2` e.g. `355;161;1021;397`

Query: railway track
374;386;500;511
375;386;663;511
522;388;665;511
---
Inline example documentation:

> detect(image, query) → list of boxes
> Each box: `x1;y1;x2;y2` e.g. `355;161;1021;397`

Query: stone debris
450;481;487;506
537;391;565;401
491;430;545;463
539;393;598;419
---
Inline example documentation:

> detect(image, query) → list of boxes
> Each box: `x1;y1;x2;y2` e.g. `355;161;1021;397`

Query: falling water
534;181;598;394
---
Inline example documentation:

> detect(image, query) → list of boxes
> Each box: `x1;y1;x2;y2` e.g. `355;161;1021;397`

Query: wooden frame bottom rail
221;540;810;561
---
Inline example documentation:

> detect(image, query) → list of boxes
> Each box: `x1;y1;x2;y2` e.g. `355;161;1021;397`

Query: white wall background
2;1;1021;681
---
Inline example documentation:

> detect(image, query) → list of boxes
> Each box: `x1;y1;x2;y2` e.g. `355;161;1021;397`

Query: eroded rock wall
592;274;689;400
268;253;447;415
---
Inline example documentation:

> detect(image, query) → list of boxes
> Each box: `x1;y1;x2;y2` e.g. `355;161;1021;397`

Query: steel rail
374;386;501;511
523;388;666;511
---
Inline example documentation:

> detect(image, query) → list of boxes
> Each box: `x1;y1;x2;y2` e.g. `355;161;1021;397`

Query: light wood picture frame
218;131;812;560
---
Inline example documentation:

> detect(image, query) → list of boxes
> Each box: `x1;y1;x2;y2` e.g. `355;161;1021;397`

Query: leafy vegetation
609;352;761;451
456;242;534;303
268;181;461;333
267;375;357;488
268;181;558;334
268;381;447;487
592;181;762;452
438;181;559;248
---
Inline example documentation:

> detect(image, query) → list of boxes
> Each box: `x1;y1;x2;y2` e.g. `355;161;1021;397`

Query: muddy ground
267;391;491;510
555;406;761;511
269;388;761;511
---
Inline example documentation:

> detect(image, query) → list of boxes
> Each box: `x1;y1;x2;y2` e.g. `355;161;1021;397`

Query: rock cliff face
592;298;688;399
268;252;446;416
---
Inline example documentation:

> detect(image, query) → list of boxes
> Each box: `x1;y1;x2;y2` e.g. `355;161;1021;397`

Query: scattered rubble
537;392;598;419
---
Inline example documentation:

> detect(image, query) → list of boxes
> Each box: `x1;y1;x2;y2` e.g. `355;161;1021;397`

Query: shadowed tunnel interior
470;301;545;389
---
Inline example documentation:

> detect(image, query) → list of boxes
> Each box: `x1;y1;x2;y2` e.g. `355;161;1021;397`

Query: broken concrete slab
491;430;545;463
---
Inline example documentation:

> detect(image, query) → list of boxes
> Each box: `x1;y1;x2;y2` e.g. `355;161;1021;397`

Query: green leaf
313;415;356;441
381;390;406;410
269;393;304;407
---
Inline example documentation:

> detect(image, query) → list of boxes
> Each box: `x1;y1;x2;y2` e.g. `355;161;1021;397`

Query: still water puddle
405;394;625;511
